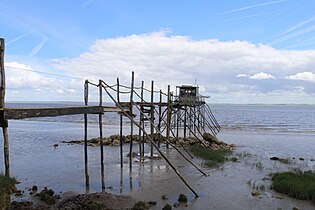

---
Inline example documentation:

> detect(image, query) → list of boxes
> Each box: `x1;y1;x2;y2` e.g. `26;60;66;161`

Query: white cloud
4;62;83;101
285;72;315;83
50;32;315;103
249;72;275;80
236;74;249;78
5;32;315;103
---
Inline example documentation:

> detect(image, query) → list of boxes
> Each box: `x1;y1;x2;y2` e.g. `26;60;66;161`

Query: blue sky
1;0;315;103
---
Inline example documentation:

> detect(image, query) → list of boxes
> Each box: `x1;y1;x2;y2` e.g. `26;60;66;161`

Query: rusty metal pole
0;38;9;177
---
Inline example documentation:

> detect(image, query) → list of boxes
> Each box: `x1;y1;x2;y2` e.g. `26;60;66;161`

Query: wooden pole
138;81;144;157
166;85;171;148
84;80;90;191
129;72;134;167
99;80;105;190
184;105;187;138
150;81;154;158
157;90;162;148
117;78;123;168
0;38;9;177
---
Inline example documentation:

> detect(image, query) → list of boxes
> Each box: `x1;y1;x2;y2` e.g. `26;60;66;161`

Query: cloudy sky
1;0;315;103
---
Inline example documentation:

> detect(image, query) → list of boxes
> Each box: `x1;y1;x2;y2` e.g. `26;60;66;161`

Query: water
1;103;315;209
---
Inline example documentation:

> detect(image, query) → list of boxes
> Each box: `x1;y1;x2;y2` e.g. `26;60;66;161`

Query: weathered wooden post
84;80;90;191
0;38;10;177
150;81;154;158
184;105;187;138
138;81;144;157
166;85;171;148
129;72;134;167
99;80;105;190
157;90;162;148
117;78;123;168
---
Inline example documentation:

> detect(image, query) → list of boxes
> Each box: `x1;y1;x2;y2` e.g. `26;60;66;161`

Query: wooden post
176;107;179;139
117;78;123;168
99;80;105;190
157;90;162;148
84;80;90;191
138;81;144;157
166;85;171;148
184;105;187;138
189;106;192;137
150;81;154;158
0;38;9;177
129;72;134;167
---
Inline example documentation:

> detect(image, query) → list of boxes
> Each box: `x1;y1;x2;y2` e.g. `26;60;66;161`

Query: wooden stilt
157;90;162;148
129;72;134;167
84;80;90;191
150;81;154;158
184;106;187;138
141;82;145;157
117;78;123;168
139;81;144;157
99;80;105;190
166;85;171;148
0;38;9;177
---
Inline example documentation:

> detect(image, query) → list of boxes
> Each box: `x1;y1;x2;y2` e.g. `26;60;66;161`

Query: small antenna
194;79;197;86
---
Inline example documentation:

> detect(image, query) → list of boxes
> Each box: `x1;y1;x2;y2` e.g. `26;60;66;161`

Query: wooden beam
3;106;129;119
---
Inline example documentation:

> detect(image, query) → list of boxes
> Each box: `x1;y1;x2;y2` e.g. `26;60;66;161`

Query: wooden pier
0;38;221;197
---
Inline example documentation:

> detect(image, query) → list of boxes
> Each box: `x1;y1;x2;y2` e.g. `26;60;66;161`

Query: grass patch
272;170;315;203
0;173;17;208
189;146;231;168
0;173;17;196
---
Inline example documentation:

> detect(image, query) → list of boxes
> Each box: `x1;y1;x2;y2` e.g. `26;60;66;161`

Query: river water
1;103;315;209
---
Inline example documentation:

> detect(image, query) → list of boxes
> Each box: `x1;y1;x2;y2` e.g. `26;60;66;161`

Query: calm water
1;103;315;209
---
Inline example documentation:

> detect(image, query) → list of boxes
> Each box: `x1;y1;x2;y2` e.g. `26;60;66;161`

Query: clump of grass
0;174;17;208
230;157;238;162
190;146;231;168
162;203;172;210
178;194;187;203
272;170;315;203
0;173;17;196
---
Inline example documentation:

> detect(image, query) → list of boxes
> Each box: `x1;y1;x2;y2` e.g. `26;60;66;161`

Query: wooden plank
3;106;129;119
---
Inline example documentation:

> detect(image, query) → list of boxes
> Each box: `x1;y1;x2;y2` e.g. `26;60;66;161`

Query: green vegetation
230;157;238;162
162;203;172;210
87;201;103;210
272;170;315;203
178;193;188;203
0;173;17;196
189;146;231;168
0;174;17;208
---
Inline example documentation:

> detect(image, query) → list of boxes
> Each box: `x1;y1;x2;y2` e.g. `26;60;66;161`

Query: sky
1;0;315;104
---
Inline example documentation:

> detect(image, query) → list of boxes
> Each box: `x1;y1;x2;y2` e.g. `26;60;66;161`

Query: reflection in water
120;167;123;194
129;163;133;192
